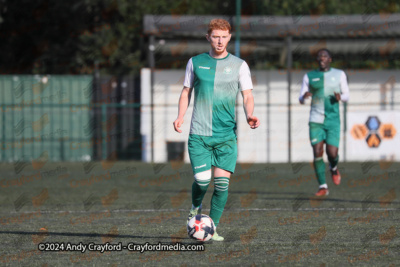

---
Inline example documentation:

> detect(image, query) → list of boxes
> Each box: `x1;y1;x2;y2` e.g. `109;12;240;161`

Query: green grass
0;161;399;266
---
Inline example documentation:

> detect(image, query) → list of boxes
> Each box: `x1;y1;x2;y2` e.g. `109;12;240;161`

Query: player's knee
194;169;212;186
313;148;324;157
327;150;338;159
312;142;324;157
214;177;230;191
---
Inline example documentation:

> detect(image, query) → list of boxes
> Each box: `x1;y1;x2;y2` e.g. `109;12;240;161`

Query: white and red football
187;214;215;242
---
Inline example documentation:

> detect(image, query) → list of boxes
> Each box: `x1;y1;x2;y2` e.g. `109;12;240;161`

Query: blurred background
1;0;399;164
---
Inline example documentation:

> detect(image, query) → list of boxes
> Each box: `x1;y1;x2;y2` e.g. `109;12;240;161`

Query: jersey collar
207;52;230;60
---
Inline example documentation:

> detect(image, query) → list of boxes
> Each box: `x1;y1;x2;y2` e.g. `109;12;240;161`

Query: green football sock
328;155;339;170
313;157;326;185
192;181;209;208
209;177;229;227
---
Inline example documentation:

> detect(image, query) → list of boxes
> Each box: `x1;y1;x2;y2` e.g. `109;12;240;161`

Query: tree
0;0;398;74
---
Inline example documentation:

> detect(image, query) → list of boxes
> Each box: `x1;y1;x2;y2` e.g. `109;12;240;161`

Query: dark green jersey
184;53;253;137
299;68;349;125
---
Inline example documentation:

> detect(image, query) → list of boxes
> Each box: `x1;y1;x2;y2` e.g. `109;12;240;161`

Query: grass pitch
0;161;399;266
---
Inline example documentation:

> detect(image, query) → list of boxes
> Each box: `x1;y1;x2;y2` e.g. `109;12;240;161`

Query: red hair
207;19;231;35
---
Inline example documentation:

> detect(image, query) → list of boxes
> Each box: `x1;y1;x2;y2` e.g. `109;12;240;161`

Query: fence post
2;106;5;160
149;35;155;163
286;36;292;163
343;102;347;162
102;104;107;160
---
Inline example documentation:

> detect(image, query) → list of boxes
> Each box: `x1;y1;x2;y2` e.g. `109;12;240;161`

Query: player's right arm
173;58;194;133
174;86;193;133
299;74;312;104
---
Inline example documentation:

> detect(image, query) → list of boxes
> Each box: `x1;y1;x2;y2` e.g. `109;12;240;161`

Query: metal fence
0;75;142;162
2;70;399;163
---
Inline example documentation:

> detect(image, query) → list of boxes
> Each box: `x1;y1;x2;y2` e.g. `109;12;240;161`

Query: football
187;214;215;242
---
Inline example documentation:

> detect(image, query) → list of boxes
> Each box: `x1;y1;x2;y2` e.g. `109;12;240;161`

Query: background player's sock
209;177;229;227
192;181;209;208
328;155;339;171
313;157;326;186
319;183;328;189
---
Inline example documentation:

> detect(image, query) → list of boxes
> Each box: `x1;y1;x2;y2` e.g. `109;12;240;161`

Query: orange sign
351;124;368;140
366;134;381;148
351;116;397;148
379;124;397;139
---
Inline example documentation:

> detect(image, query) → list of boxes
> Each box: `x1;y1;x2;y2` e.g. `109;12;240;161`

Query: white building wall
141;69;400;163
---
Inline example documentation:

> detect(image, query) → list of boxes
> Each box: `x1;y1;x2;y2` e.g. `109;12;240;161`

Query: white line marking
2;207;398;215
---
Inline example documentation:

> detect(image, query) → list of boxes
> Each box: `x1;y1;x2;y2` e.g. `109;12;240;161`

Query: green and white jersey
299;68;349;124
184;53;253;137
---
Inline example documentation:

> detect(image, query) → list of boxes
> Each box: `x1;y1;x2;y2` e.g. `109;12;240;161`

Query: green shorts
188;134;237;174
309;122;340;147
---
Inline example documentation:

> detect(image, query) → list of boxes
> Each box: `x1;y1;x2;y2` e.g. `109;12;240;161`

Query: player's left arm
335;71;350;102
239;61;259;129
242;89;260;129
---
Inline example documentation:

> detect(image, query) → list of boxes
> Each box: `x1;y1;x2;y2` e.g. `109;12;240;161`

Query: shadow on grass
0;230;198;244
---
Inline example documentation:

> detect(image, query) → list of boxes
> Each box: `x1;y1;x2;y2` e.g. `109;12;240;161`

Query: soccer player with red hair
173;19;259;241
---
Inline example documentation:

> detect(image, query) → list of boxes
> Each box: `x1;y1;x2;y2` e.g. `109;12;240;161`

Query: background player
173;19;260;241
299;49;349;196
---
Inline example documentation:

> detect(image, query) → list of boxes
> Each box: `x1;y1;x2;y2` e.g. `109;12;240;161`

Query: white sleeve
239;61;253;91
183;58;194;88
299;74;309;103
340;71;349;102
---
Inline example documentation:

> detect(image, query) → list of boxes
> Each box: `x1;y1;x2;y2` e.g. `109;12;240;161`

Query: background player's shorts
188;134;237;174
309;122;340;147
